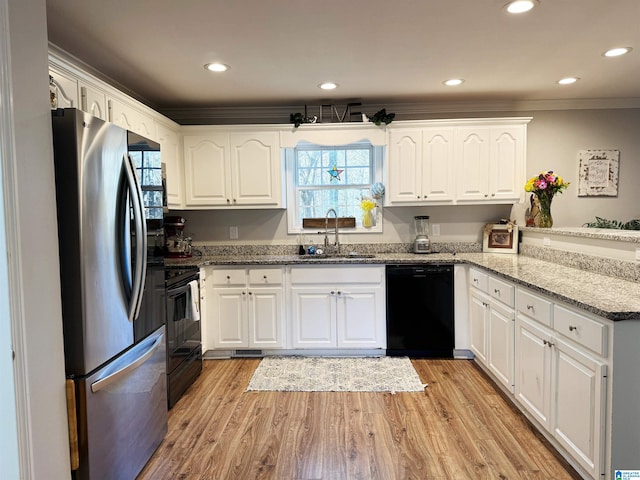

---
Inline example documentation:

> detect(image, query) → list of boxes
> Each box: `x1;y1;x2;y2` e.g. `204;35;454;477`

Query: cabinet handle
242;291;246;295
248;291;253;296
569;325;577;331
543;339;555;347
491;193;495;197
494;288;500;294
473;278;479;283
484;194;488;198
226;275;231;280
226;198;230;204
526;304;534;310
233;198;237;204
263;275;267;279
330;290;335;295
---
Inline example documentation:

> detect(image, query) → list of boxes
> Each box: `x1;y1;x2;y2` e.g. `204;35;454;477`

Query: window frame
285;141;384;234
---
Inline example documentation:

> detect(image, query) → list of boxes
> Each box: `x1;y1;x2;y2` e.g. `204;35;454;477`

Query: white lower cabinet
202;266;285;350
515;291;607;479
468;268;515;392
289;265;386;350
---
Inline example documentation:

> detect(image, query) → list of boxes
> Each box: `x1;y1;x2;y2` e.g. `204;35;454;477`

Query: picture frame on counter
482;223;518;254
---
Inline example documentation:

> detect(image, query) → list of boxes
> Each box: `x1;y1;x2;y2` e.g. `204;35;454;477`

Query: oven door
165;277;201;375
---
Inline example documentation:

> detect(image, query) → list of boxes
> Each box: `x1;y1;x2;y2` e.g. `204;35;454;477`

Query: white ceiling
46;0;640;119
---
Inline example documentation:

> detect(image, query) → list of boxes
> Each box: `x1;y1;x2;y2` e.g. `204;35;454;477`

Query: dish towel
188;280;200;322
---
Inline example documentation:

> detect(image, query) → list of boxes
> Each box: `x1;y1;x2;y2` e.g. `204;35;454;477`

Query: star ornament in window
327;165;344;181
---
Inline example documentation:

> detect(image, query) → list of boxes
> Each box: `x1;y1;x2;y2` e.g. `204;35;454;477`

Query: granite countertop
165;251;640;321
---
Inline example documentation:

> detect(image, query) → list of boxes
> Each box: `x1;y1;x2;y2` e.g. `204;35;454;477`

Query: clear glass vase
536;193;553;228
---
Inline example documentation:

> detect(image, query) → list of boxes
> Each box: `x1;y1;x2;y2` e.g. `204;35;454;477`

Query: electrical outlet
432;224;441;236
229;226;238;240
543;237;551;246
636;248;640;261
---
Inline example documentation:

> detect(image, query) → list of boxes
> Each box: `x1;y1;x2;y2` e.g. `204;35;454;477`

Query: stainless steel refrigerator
51;109;167;480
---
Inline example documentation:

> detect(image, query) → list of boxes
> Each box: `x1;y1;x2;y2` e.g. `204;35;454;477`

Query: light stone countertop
166;252;640;321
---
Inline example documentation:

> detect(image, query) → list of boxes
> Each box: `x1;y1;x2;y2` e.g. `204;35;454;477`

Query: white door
183;135;231;206
229;132;281;206
337;287;385;348
469;289;489;364
249;288;284;348
387;130;422;203
212;288;247;348
490;126;524;201
514;315;552;429
552;337;606;478
290;288;335;348
488;301;515;392
456;127;490;201
421;128;455;202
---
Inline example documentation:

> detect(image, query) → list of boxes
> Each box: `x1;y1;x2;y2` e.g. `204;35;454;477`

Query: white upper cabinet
183;129;283;209
456;124;526;203
387;128;455;204
108;96;156;140
79;81;107;120
156;122;184;209
48;66;78;109
387;119;529;206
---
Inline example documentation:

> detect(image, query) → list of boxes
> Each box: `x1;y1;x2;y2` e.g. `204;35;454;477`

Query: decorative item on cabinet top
482;221;519;254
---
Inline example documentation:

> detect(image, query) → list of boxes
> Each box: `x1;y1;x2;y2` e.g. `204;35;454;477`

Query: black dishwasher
386;264;454;358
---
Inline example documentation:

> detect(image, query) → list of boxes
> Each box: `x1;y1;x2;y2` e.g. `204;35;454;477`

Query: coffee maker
413;215;431;254
164;216;192;257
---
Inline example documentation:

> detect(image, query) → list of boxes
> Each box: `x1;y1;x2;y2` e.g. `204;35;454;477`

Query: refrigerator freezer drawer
74;326;167;480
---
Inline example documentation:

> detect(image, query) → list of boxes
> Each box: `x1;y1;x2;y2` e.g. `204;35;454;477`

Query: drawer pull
543;339;555;347
526;304;534;310
263;275;268;280
226;275;231;280
569;325;578;331
473;278;479;283
494;289;500;294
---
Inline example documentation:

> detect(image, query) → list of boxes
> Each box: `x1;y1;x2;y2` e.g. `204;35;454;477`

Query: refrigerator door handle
90;331;164;393
123;153;147;322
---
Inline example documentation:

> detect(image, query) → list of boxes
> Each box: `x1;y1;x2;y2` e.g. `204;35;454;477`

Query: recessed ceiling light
443;78;464;86
557;77;579;85
319;82;338;90
204;63;230;72
505;0;538;14
604;47;632;57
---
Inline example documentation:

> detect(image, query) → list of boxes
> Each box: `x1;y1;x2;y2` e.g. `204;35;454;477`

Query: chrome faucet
324;208;340;255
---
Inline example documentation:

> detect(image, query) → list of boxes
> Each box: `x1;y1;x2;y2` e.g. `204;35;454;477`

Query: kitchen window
130;150;164;220
285;142;384;233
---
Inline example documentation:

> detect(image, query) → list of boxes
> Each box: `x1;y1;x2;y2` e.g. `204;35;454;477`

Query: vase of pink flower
524;171;569;228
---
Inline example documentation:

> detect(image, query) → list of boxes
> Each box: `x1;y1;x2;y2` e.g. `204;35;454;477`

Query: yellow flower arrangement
360;198;377;212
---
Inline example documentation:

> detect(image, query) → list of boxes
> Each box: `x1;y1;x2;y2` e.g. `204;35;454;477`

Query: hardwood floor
138;358;581;480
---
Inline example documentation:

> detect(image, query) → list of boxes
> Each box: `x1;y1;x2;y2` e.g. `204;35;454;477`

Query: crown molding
162;98;640;125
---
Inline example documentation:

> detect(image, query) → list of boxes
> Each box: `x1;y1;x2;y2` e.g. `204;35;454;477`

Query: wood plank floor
138;358;581;480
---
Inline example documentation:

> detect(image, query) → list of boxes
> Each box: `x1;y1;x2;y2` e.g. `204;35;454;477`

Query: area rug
246;356;427;393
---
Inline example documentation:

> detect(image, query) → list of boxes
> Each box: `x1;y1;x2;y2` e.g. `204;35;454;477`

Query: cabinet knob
526;304;534;310
330;290;335;295
226;198;230;203
491;193;495;197
226;275;231;280
494;288;500;294
242;291;246;295
233;198;237;203
248;291;253;296
473;278;478;283
569;325;577;331
263;275;268;280
484;194;488;198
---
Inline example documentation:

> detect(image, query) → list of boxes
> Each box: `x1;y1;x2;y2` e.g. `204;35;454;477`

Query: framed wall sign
482;224;518;254
578;149;619;197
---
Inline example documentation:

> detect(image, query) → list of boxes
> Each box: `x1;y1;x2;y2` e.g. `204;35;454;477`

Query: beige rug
246;356;427;393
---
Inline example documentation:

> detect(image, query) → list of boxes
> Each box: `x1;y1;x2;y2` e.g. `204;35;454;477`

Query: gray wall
177;108;640;245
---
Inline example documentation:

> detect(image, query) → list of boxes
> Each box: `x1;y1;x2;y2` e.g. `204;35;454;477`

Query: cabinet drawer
554;304;608;357
290;265;383;285
469;268;488;292
211;268;246;285
516;289;552;327
248;268;283;285
488;276;515;308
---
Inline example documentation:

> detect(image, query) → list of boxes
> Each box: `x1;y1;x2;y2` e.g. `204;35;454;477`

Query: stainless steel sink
299;253;376;260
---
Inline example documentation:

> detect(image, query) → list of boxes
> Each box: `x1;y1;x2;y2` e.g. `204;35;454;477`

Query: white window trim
285;142;385;235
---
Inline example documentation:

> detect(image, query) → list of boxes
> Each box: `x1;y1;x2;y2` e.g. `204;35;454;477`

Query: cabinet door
469;288;489;364
387;130;422;203
552;337;606;478
337;286;385;348
515;314;552;429
157;123;184;209
421;128;455;202
211;287;247;348
248;287;284;348
183;135;231;206
229;132;282;206
79;82;107;120
290;288;335;348
108;97;156;140
456;127;490;201
49;67;78;109
489;126;525;201
488;300;515;392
